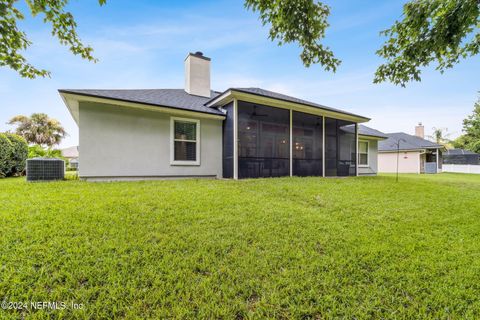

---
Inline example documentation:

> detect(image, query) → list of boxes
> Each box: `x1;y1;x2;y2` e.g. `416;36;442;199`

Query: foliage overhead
0;0;479;85
374;0;480;86
245;0;340;71
0;0;106;78
8;113;67;147
454;97;480;153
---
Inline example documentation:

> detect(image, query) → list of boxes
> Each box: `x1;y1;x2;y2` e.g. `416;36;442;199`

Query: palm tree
428;127;452;148
8;113;67;147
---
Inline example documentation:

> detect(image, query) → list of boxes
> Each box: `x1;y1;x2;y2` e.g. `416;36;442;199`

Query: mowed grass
1;174;480;319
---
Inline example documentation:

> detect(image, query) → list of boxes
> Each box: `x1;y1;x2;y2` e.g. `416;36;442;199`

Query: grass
1;174;480;319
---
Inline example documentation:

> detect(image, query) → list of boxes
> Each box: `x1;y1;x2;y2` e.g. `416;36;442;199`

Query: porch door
292;111;323;176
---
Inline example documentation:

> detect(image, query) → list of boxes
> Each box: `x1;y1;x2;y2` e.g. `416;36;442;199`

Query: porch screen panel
325;118;338;176
292;111;323;176
238;101;290;178
325;118;357;176
222;102;234;178
338;121;357;176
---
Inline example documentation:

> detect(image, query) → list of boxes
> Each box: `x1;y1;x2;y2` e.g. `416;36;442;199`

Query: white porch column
355;123;359;176
322;116;326;177
436;148;439;173
289;109;293;177
233;98;238;180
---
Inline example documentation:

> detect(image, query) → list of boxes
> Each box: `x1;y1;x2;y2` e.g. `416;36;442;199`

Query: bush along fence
0;133;28;178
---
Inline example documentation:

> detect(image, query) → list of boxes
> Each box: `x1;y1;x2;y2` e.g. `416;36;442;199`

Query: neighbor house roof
444;148;478;155
58;89;224;116
341;124;387;139
378;132;443;152
61;146;79;158
207;87;370;122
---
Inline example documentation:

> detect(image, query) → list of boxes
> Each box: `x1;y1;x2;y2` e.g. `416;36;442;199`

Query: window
358;141;369;166
170;117;200;165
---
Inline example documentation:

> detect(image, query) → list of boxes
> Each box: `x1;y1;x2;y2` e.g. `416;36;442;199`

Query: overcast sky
1;0;478;148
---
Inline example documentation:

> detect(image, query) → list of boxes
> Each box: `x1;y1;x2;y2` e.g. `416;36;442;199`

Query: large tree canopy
374;0;480;86
0;0;479;85
453;97;480;153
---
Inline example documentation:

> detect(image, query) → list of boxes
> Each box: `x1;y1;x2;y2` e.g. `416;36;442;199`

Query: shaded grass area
1;174;480;319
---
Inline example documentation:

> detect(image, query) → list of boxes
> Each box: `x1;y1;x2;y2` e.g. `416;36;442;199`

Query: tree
1;0;479;84
453;97;480;153
244;0;340;71
427;127;451;146
1;0;105;78
7;113;67;147
374;0;480;86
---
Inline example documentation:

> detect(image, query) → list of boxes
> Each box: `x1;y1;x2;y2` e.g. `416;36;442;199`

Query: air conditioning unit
26;158;65;181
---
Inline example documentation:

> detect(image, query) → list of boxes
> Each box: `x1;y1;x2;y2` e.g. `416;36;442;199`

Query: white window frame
170;117;201;166
358;140;369;167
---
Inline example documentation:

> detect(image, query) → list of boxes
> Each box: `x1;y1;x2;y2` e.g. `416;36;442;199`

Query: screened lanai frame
223;98;361;179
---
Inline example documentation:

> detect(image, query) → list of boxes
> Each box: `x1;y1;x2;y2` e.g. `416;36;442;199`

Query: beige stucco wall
358;139;379;175
378;151;421;173
78;102;223;180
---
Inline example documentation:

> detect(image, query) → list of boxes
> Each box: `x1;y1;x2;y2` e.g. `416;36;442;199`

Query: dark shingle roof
378;132;443;152
58;89;224;116
224;88;369;120
341;124;387;139
445;149;478;155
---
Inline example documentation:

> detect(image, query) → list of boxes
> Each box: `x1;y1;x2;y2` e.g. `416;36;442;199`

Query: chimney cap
185;51;211;61
417;122;423;126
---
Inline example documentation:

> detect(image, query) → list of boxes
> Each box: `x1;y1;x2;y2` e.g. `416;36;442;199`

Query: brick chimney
415;122;424;139
184;51;211;98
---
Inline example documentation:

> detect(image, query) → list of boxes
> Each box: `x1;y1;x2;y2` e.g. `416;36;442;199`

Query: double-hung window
170;117;200;165
358;141;369;167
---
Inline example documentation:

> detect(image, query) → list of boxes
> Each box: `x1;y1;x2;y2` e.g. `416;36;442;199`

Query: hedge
5;133;28;176
0;133;28;177
0;133;13;177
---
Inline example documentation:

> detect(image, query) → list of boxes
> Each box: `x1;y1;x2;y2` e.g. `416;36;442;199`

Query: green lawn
1;174;480;319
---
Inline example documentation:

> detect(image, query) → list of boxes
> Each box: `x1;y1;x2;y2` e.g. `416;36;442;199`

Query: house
378;123;444;174
61;146;79;169
59;52;385;181
443;149;480;165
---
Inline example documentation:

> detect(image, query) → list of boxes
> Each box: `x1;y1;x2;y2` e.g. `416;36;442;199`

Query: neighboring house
443;149;480;165
378;124;444;174
60;52;385;181
61;146;79;169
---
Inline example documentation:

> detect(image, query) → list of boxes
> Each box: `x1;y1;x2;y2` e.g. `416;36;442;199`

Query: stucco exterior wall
378;151;421;173
358;139;379;175
78;102;223;180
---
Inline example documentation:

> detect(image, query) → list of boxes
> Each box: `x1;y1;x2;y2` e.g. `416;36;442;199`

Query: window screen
173;120;198;162
358;141;368;166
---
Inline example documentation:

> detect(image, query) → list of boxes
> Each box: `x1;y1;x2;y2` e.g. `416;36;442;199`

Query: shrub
28;145;69;167
0;133;14;177
5;133;28;176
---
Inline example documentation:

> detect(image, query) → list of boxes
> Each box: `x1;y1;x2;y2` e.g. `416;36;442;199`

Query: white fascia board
358;135;387;141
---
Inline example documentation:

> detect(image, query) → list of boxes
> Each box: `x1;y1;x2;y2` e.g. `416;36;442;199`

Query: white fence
443;164;480;174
